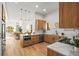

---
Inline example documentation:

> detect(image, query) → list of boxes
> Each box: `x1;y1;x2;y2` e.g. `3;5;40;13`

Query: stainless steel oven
23;35;31;41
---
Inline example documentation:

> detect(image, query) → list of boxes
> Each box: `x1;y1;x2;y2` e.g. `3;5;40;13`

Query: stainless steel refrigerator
0;20;5;56
0;20;3;56
0;3;6;56
0;20;2;56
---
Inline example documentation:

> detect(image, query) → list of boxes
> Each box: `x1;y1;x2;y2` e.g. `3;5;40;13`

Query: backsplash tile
46;28;79;39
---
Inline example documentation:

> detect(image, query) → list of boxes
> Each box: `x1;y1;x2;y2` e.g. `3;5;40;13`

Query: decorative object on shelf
54;22;59;28
47;23;50;30
55;30;58;35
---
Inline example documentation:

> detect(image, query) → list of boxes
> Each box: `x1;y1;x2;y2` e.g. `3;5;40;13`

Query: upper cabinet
35;19;46;30
59;2;79;28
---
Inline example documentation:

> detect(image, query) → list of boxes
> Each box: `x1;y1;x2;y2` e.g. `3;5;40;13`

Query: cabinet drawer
24;40;32;46
31;35;39;44
44;35;59;43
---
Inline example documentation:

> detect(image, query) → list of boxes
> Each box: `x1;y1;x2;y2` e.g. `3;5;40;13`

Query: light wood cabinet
44;35;53;43
36;19;46;30
76;3;79;27
59;2;79;28
47;48;63;56
44;34;59;44
31;35;39;44
20;34;60;48
20;34;31;47
20;34;39;48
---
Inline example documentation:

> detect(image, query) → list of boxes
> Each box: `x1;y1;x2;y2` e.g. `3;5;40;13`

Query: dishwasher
39;34;44;43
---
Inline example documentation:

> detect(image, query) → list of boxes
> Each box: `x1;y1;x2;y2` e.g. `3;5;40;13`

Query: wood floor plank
4;35;49;56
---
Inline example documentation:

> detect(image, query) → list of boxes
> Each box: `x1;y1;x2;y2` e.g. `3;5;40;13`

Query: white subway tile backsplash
46;28;79;39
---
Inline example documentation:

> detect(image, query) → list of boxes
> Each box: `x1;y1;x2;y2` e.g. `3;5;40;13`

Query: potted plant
73;37;79;51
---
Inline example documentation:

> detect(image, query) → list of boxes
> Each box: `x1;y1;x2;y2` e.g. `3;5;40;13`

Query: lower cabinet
20;34;39;48
47;48;63;56
31;35;39;44
44;34;60;44
20;34;60;48
44;35;53;43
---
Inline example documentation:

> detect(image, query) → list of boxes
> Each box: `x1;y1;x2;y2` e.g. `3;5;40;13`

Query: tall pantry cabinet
59;2;79;28
36;19;46;30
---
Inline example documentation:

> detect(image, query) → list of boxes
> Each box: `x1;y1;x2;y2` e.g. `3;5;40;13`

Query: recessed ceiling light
43;9;46;12
35;5;39;8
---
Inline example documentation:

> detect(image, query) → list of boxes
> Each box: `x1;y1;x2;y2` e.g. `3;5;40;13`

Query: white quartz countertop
23;33;40;36
47;42;79;56
23;33;55;36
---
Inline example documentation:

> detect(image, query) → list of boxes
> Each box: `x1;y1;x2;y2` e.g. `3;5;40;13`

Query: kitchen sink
59;37;74;46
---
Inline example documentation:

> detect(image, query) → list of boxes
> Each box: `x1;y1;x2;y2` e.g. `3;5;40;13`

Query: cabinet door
31;35;39;44
44;35;60;43
41;20;46;29
38;20;43;29
36;20;46;30
59;2;77;28
76;3;79;28
44;35;53;43
52;35;60;42
44;35;48;42
47;48;63;56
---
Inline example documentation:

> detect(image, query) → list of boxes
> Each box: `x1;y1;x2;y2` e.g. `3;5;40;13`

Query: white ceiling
6;2;59;20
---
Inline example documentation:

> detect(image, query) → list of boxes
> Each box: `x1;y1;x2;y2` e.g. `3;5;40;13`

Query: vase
73;47;79;52
73;47;79;55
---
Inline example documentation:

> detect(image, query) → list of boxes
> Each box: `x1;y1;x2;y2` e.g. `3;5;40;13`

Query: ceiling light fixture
35;5;39;8
43;9;46;12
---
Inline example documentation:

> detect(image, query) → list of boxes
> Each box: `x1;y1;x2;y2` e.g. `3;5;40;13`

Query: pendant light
20;8;23;20
25;9;27;21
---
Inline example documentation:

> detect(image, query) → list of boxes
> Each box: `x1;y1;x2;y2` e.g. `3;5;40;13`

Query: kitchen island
47;42;79;56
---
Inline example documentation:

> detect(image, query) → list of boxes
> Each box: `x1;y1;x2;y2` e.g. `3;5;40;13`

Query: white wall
45;9;59;29
45;9;79;39
22;12;44;33
46;28;78;39
6;11;44;33
6;20;18;32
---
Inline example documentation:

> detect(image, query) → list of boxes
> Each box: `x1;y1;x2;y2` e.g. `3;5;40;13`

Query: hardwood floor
4;35;49;56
